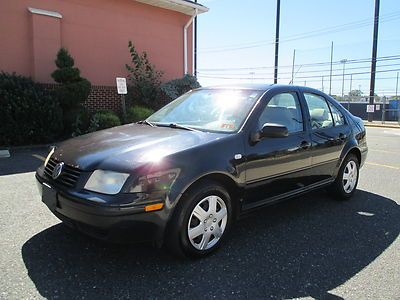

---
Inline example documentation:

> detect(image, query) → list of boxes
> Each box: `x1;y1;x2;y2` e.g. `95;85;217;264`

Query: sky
196;0;400;97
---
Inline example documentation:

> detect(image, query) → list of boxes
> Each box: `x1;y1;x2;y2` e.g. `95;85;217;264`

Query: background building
0;0;207;110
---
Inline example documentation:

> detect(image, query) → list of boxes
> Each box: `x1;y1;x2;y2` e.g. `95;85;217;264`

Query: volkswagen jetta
36;84;368;257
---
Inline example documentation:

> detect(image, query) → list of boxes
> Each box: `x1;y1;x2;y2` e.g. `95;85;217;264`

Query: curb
0;150;10;158
364;123;400;129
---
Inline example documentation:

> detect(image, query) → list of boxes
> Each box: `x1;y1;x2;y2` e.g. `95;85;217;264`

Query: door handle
339;133;347;141
300;141;311;150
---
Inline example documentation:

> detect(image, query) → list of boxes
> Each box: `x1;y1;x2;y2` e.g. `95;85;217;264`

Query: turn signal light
144;203;164;212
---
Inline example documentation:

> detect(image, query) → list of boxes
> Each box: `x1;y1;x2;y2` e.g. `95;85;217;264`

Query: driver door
243;90;312;209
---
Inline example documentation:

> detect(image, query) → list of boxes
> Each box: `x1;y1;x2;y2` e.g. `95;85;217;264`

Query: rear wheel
165;180;233;258
330;153;359;200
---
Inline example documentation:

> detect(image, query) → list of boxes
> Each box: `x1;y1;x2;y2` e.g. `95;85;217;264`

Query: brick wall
85;85;121;113
41;83;121;113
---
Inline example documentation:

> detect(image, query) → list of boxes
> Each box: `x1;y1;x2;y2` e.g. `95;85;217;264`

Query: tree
348;89;363;97
51;48;91;133
125;41;163;110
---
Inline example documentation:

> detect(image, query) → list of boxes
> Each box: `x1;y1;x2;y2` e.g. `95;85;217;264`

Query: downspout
184;8;198;75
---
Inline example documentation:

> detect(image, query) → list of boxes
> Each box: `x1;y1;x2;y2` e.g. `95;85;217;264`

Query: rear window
304;93;333;129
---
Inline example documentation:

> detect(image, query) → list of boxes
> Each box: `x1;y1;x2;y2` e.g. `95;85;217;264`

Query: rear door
301;92;351;183
243;88;312;209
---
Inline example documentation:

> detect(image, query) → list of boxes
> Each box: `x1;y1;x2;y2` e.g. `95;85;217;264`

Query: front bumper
35;172;169;244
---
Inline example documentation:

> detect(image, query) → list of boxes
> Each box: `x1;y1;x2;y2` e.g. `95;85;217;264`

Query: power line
197;67;400;80
199;11;400;53
198;55;400;72
198;62;400;76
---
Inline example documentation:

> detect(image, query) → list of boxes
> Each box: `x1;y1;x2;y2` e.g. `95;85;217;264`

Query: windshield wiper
167;123;200;132
137;120;156;127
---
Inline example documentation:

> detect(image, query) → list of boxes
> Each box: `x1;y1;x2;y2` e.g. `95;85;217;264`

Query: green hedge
0;72;63;146
126;105;154;123
88;110;121;132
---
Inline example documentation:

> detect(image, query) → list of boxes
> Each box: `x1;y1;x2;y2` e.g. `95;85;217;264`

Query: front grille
44;158;81;188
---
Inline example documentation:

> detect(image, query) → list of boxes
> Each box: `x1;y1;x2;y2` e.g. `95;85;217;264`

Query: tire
330;153;360;200
165;180;233;258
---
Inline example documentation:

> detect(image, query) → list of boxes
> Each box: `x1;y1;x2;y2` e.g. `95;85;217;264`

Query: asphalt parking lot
0;126;399;299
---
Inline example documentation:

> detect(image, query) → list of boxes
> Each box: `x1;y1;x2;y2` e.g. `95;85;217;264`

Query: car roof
200;83;273;91
200;84;329;97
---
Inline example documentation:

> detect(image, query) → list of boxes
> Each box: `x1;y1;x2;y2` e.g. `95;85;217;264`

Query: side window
328;102;345;126
258;92;303;134
304;93;333;130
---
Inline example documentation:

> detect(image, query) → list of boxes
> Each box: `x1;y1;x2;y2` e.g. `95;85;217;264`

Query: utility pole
322;76;324;92
291;49;296;84
249;72;255;83
396;72;400;125
341;59;347;101
329;41;334;95
368;0;380;122
274;0;281;84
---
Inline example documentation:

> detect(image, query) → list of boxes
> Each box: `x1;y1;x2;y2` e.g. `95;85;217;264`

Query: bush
125;41;163;110
71;108;91;137
88;110;121;132
160;74;201;102
0;72;63;146
126;105;154;123
51;48;91;134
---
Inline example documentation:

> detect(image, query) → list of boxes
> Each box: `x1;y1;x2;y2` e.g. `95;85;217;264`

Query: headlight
130;169;180;193
85;170;130;195
44;147;55;167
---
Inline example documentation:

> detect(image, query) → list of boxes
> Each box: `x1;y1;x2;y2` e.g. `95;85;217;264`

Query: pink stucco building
0;0;208;111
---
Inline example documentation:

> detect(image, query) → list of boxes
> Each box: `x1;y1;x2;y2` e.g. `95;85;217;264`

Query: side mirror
261;123;289;138
252;123;289;142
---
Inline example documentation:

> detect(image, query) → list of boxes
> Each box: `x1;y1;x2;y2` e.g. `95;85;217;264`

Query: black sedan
36;84;368;258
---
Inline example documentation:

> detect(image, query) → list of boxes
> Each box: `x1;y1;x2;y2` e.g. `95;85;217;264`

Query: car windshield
147;89;263;133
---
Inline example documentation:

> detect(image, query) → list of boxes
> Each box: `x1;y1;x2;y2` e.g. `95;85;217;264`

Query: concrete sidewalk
363;120;400;129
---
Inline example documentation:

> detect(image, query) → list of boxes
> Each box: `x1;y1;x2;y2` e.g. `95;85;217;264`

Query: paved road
0;127;399;299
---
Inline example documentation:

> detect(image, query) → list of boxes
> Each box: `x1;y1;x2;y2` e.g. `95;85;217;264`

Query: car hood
52;124;225;172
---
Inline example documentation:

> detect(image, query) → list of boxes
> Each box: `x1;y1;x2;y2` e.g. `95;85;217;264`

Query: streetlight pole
291;49;296;84
273;0;281;84
341;59;347;102
348;74;352;110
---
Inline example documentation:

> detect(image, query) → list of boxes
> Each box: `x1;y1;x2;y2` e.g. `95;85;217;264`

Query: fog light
144;203;164;212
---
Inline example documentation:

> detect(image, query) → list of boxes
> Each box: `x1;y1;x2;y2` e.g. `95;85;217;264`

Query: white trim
28;7;62;19
135;0;208;15
183;9;197;75
169;0;208;13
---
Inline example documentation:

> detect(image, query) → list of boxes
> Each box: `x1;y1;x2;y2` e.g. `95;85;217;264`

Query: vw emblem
52;162;64;179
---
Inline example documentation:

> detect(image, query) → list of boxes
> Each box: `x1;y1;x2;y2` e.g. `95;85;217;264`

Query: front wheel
330;153;360;200
165;180;233;258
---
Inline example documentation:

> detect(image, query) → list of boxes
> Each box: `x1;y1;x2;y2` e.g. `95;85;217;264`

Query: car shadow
22;189;399;299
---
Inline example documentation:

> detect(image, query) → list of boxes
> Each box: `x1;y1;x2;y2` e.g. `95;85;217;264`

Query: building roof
135;0;209;15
